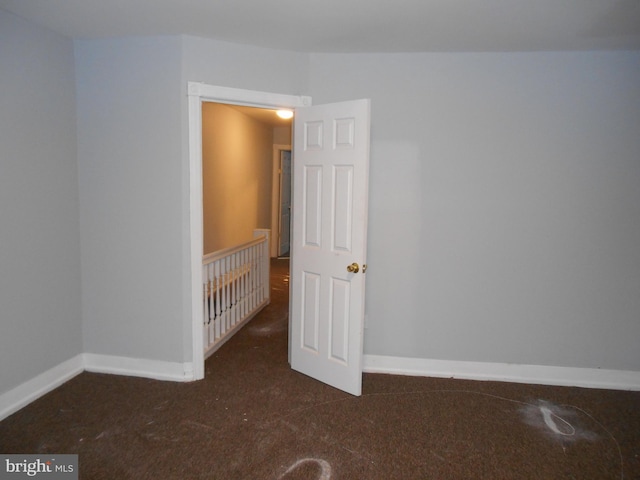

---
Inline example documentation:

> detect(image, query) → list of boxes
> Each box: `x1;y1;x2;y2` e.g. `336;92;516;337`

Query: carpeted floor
1;258;639;479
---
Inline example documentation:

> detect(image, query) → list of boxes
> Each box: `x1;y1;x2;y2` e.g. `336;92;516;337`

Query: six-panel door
290;99;370;396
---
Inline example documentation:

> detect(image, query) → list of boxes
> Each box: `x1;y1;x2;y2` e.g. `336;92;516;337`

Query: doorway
275;147;292;258
187;82;310;380
201;102;291;256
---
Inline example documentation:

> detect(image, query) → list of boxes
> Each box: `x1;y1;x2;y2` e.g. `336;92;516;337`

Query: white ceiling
2;0;640;52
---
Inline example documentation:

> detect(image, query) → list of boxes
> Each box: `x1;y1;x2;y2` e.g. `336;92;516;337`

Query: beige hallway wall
202;103;274;254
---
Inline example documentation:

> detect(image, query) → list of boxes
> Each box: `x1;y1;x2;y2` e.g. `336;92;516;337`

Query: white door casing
278;150;292;256
188;83;310;381
290;99;371;396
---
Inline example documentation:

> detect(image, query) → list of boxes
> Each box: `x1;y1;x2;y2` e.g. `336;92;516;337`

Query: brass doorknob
346;263;360;273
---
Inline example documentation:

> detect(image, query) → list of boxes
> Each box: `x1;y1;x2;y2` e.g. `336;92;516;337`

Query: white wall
75;37;185;363
181;36;309;96
0;10;82;394
4;12;637;403
309;51;640;371
74;35;309;366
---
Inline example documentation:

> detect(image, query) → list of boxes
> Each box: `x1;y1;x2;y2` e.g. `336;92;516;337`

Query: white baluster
256;244;263;304
240;247;247;318
224;257;231;332
219;257;225;335
208;264;214;347
264;238;270;302
244;247;250;317
214;259;221;339
251;244;257;310
203;269;209;350
231;251;238;327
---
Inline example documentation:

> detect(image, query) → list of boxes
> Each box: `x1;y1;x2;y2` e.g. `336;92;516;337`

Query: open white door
290;99;370;396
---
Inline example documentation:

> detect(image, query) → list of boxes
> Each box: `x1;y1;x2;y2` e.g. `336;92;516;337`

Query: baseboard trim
0;354;195;421
4;353;638;422
0;355;84;421
83;354;194;382
363;355;640;391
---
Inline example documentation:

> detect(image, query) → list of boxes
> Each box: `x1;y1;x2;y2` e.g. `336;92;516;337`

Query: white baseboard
0;355;84;421
83;354;194;382
363;355;640;391
0;354;194;421
4;352;638;423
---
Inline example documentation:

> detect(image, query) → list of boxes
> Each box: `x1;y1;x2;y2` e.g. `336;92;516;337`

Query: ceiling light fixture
276;109;294;120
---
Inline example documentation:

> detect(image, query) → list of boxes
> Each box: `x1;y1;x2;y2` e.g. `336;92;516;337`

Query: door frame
187;82;311;380
271;145;292;258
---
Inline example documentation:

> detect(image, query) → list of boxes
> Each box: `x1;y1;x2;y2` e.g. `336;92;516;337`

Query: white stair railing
202;232;270;358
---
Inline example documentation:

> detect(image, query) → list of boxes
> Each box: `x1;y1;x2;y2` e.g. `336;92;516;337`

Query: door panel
329;277;350;363
333;166;353;252
303;165;322;247
290;99;370;396
302;271;321;352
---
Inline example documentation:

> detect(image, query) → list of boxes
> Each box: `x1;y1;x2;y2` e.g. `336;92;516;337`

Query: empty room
1;1;639;478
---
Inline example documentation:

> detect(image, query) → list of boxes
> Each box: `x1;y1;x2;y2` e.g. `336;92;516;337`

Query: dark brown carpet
1;259;639;479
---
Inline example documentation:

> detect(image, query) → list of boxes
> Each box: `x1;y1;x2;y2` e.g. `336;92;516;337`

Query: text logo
0;455;77;480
